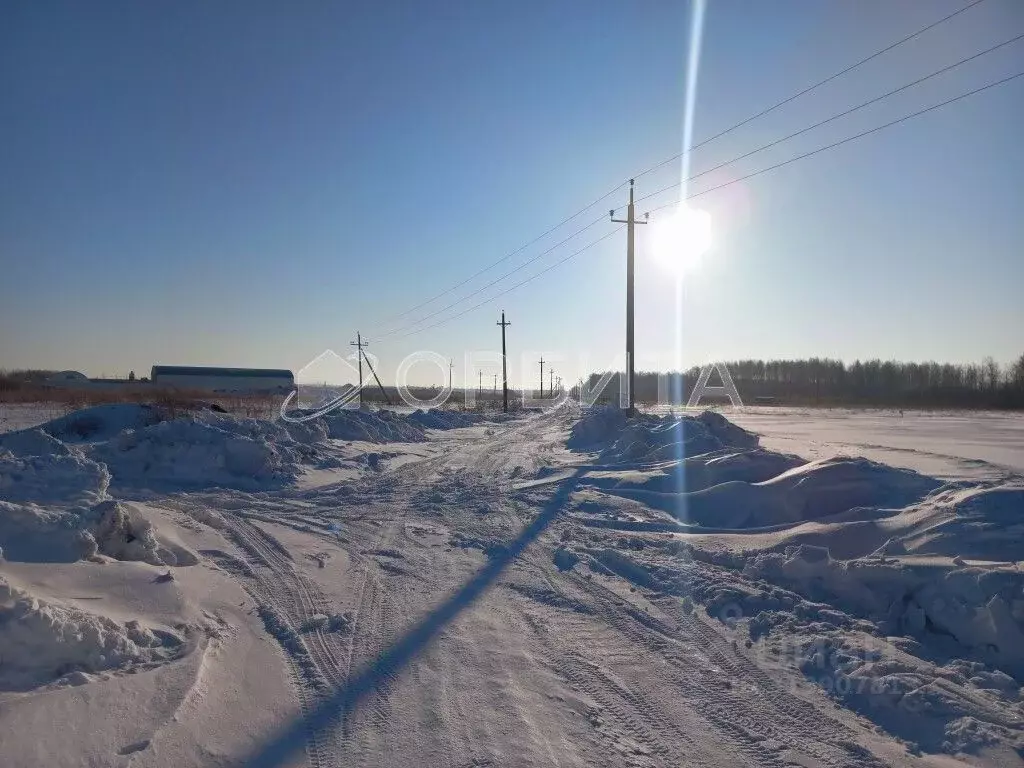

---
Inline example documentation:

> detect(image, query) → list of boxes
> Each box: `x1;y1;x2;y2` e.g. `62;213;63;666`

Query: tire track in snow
567;573;888;768
217;515;353;768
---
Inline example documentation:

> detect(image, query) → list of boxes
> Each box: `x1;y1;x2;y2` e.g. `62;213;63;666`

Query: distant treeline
576;355;1024;410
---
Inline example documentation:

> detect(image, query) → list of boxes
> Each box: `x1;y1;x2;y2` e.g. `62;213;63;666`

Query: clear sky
2;0;1022;388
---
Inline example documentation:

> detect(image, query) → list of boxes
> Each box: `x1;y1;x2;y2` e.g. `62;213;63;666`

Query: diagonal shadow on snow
244;468;584;768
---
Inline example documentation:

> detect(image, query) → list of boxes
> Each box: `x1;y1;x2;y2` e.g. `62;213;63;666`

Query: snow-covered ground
724;407;1024;482
1;402;1022;767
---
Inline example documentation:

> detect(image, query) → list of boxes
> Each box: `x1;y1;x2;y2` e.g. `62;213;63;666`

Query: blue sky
2;0;1021;387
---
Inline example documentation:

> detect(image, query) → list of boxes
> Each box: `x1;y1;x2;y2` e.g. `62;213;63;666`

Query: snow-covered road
232;409;949;768
2;403;1022;767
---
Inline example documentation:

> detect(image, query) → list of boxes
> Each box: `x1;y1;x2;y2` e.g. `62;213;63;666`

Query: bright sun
650;206;712;275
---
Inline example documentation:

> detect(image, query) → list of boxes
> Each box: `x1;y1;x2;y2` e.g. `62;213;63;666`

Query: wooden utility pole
539;356;545;398
478;369;483;396
549;367;554;396
350;332;369;407
611;179;647;413
497;311;511;412
493;373;497;394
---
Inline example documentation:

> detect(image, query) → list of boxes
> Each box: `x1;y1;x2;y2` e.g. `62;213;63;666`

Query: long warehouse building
151;365;294;394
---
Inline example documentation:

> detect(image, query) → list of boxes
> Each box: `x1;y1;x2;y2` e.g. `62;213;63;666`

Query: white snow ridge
2;401;1023;766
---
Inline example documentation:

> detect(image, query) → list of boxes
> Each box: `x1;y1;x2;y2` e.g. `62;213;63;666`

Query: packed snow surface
2;401;1024;767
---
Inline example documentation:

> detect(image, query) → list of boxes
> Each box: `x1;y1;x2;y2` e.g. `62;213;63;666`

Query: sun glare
651;207;712;275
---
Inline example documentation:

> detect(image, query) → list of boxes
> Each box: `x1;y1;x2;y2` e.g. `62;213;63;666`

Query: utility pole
448;359;454;394
497;311;511;412
478;369;483;396
350;332;369;407
539;355;545;399
493;373;497;394
611;179;647;413
549;367;554;396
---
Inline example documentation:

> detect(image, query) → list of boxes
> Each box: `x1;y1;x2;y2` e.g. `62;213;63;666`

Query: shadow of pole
245;469;584;768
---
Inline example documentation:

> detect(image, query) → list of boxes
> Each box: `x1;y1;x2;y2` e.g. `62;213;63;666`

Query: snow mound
0;428;74;457
682;456;940;528
0;448;110;507
93;413;329;491
569;407;758;463
33;403;163;442
896;485;1024;563
795;633;1023;754
746;546;1024;679
0;451;192;564
83;500;164;565
406;409;485;430
322;409;426;443
0;450;109;561
0;576;183;691
582;447;803;497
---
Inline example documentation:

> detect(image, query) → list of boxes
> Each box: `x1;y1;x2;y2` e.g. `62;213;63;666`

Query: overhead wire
373;36;1023;342
636;32;1024;206
371;181;626;332
386;226;625;341
367;0;994;340
642;70;1024;215
371;212;609;341
381;69;1024;340
630;0;992;181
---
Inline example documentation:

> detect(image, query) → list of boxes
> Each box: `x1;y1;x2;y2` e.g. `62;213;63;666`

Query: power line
631;0;992;181
371;181;626;332
637;33;1024;205
642;70;1024;215
386;225;624;341
385;70;1022;340
375;34;1021;343
369;2;991;341
371;212;608;341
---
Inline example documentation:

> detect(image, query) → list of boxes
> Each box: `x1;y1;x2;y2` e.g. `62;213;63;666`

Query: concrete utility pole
448;359;454;394
539;356;545;398
478;369;483;396
493;373;497;394
497;311;511;412
350;332;369;407
611;179;647;413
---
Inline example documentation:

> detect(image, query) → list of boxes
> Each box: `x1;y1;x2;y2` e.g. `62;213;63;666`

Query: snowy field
726;408;1024;482
1;401;1022;767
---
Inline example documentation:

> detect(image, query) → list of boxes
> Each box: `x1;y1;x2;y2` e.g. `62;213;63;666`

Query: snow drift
894;484;1024;563
0;439;196;564
0;575;183;691
92;414;324;491
745;544;1024;679
678;456;941;528
31;403;163;442
405;409;485;430
569;407;758;463
321;408;427;442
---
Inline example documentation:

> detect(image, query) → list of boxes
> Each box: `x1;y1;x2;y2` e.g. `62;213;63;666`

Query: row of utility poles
344;179;643;414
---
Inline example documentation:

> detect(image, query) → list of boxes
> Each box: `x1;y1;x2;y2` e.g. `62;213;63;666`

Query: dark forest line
576;355;1024;409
